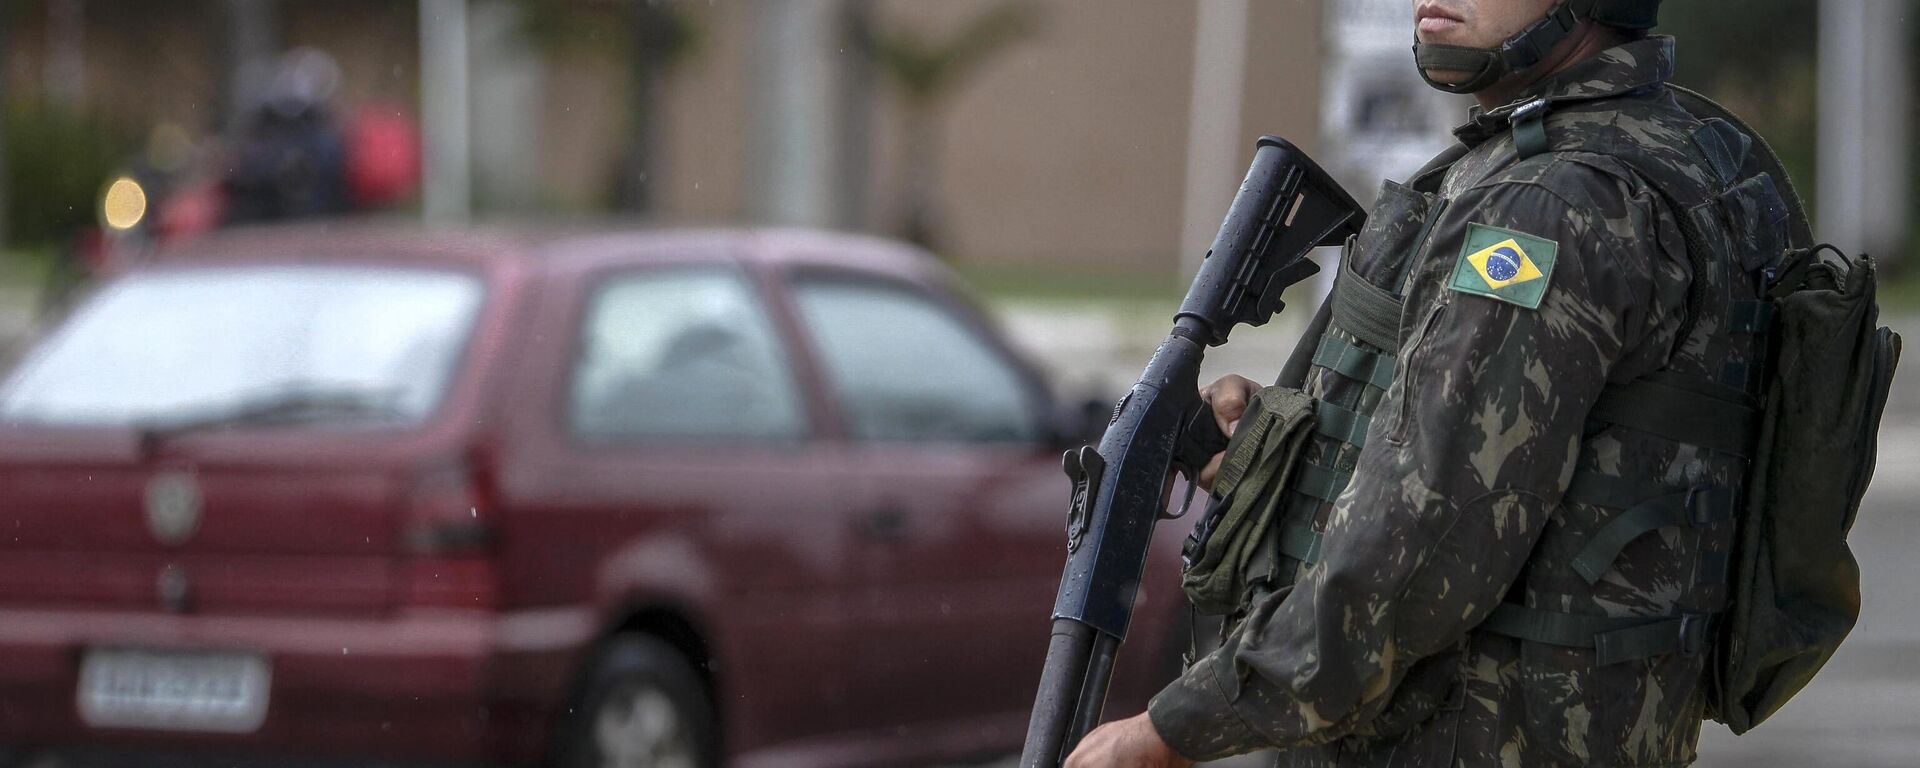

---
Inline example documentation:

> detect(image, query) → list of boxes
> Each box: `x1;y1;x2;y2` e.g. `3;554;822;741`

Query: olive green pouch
1180;386;1318;616
1712;248;1901;733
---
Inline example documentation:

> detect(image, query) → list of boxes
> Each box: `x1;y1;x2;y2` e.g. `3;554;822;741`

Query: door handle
860;504;910;540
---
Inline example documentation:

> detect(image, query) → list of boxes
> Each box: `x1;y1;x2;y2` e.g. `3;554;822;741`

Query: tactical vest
1192;84;1785;670
1466;89;1781;667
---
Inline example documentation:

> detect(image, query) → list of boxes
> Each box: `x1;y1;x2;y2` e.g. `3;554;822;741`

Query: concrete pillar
836;0;876;231
223;0;276;135
1178;0;1250;280
1818;0;1911;262
746;0;844;227
420;0;472;226
45;0;85;108
469;0;542;213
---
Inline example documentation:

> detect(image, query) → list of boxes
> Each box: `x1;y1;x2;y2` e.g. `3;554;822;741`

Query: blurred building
648;0;1328;274
0;0;1327;275
0;0;1907;272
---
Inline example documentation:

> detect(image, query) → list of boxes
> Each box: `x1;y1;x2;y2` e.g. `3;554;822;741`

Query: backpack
1665;86;1902;733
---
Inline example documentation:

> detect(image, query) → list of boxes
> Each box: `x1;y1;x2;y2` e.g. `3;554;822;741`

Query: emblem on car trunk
157;562;192;613
145;471;202;546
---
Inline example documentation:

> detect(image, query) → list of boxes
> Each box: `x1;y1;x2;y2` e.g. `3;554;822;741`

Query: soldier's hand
1063;711;1194;768
1196;374;1260;491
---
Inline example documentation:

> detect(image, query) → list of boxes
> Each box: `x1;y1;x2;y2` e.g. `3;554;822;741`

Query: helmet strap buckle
1500;1;1587;72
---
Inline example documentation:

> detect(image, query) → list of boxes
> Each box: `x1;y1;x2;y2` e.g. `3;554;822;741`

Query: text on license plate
77;648;271;733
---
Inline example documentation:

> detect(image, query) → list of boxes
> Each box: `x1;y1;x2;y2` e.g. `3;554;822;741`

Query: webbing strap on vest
1563;477;1737;585
1587;375;1760;457
1720;360;1763;393
1313;400;1372;450
1313;335;1397;391
1480;604;1712;666
1277;521;1323;565
1729;300;1774;335
1292;462;1352;504
1512;98;1552;159
1332;256;1405;353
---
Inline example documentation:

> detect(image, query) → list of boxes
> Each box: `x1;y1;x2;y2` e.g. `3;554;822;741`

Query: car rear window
0;264;484;428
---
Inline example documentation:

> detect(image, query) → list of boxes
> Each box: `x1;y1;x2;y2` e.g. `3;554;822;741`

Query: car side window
569;268;804;441
791;275;1040;443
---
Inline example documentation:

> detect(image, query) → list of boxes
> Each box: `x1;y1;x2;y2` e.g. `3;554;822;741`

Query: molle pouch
1346;180;1444;295
1181;386;1318;616
1712;247;1902;733
1328;180;1446;360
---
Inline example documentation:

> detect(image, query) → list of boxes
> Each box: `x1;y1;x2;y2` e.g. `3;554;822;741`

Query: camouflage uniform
1151;36;1781;766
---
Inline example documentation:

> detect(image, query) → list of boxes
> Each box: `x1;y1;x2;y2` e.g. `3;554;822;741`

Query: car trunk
0;433;411;616
0;261;501;619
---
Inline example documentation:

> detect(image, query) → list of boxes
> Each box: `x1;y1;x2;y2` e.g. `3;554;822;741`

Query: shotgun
1019;136;1364;766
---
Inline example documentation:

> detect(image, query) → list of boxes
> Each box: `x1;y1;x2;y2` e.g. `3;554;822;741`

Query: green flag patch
1448;223;1559;310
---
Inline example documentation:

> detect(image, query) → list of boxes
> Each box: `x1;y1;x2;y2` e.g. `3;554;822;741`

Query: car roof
147;220;951;287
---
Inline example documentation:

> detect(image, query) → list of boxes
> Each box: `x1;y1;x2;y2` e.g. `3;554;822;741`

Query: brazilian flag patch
1447;223;1559;309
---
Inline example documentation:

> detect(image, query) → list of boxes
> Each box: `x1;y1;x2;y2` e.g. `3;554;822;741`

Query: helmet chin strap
1413;0;1592;95
1415;43;1513;94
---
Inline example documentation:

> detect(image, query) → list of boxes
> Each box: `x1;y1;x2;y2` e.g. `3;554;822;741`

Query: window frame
559;262;813;447
779;266;1054;446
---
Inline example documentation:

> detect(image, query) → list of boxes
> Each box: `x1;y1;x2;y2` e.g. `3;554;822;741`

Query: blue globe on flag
1486;247;1523;282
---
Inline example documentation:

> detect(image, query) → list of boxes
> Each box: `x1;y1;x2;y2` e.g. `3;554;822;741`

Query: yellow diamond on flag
1466;238;1546;290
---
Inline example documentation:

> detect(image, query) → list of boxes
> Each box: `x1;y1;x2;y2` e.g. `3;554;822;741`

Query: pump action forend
1019;136;1364;767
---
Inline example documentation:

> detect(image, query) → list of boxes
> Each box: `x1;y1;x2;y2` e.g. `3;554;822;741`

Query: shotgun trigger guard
1161;480;1200;521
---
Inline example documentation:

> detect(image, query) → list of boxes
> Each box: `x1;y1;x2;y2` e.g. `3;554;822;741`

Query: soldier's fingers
1201;374;1259;403
1197;450;1224;492
1202;374;1260;435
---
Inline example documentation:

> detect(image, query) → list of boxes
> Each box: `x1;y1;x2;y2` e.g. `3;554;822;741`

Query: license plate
77;648;271;733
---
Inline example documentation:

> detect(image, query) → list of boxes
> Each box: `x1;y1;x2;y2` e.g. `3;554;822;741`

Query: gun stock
1018;137;1363;767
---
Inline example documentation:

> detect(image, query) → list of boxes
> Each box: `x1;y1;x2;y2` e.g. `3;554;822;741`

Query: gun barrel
1020;619;1097;767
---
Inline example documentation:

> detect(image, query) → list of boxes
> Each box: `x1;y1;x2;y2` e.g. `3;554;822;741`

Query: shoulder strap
1666;84;1816;252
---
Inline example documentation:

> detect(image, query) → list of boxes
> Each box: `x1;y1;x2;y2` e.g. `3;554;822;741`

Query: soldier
1067;0;1782;765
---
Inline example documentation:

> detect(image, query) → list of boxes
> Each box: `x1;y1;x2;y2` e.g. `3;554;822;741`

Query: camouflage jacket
1150;37;1773;767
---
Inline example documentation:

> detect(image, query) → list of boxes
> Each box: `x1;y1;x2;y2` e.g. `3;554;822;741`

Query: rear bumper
0;607;595;764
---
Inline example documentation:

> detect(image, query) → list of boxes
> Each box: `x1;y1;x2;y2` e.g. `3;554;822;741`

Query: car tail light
403;462;499;609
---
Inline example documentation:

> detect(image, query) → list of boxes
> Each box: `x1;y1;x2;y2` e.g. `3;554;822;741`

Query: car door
496;261;861;751
781;269;1070;737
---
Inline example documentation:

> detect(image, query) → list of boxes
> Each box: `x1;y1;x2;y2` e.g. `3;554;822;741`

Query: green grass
0;247;57;291
953;260;1331;324
954;262;1185;306
1879;273;1920;313
0;247;57;302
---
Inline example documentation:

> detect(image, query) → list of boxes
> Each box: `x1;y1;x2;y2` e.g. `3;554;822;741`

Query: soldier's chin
1420;67;1477;86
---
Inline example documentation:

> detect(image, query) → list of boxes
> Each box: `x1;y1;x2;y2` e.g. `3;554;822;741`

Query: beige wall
644;0;1324;273
1;0;1326;276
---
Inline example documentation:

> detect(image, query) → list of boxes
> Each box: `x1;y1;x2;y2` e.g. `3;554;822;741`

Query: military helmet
1414;0;1663;94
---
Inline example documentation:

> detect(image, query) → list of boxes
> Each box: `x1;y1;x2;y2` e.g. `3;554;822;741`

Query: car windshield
0;264;484;428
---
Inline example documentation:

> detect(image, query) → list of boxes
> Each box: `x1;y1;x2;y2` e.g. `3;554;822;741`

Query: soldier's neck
1474;23;1630;112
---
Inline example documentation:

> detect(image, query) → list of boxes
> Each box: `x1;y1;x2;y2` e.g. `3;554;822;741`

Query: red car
0;226;1190;767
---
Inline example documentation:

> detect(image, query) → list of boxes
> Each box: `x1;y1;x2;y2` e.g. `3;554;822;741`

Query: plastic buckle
1678;613;1709;657
1502;5;1580;66
1685;486;1730;526
1500;35;1542;67
1547;3;1580;32
1510;97;1550;125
